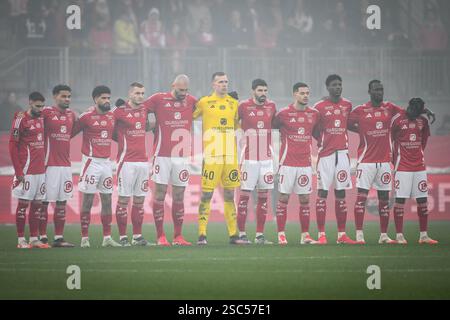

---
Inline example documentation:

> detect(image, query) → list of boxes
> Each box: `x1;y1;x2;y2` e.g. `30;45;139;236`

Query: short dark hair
52;84;71;96
408;97;425;109
325;74;342;87
130;82;144;89
293;82;309;93
29;91;45;102
368;79;381;90
212;71;226;81
252;79;267;90
92;85;111;100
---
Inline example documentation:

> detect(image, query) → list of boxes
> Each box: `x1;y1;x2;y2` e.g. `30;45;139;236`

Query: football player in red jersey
113;82;153;247
9;92;49;249
142;75;197;246
391;98;438;244
237;79;277;245
39;85;77;248
313;75;358;244
272;82;320;245
72;86;121;248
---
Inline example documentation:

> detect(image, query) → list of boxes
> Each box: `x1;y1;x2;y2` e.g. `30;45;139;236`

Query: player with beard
39;85;77;248
237;79;277;244
142;75;197;246
9;92;48;248
72;86;121;248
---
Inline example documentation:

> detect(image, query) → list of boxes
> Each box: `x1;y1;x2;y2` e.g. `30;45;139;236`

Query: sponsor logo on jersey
290;118;296;123
93;121;99;126
325;111;332;116
52;115;59;120
402;124;408;130
366;113;372;118
127;113;133;118
418;180;428;192
229;169;239;182
165;103;171;107
297;175;309;187
30;125;35;130
249;112;255;117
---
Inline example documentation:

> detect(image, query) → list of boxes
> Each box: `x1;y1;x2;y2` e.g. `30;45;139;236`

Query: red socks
101;214;112;237
237;193;250;232
29;202;41;238
16;200;29;237
354;192;367;231
54;204;66;237
115;203;128;237
276;199;288;232
335;199;347;233
153;199;165;238
418;202;428;232
256;192;268;234
316;198;326;233
39;203;48;236
299;204;310;233
171;201;184;238
394;203;405;234
379;199;390;233
80;210;91;237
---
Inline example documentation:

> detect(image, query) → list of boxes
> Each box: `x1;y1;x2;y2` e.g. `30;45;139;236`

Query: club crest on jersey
335;119;341;127
219;105;226;110
298;127;305;135
174;102;180;107
409;123;416;129
257;111;264;116
334;109;341;115
174;112;181;120
101;130;108;138
100;120;107;126
60;125;67;133
257;121;264;129
375;112;381;117
60;116;66;121
298;117;305;123
409;133;416;141
36;123;41;128
376;122;383;129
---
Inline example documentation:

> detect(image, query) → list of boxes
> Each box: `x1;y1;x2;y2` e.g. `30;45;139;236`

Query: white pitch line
0;255;447;266
1;268;450;274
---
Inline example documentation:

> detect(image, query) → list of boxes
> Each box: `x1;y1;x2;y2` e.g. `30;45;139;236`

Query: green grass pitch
0;221;449;300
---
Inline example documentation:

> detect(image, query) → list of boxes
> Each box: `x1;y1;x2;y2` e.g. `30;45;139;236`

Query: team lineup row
8;72;438;249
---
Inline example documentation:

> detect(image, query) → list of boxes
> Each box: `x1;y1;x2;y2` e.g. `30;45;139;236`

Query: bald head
171;74;190;100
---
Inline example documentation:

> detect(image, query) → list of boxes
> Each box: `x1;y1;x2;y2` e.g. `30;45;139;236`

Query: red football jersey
42;106;78;167
9;111;45;176
113;103;149;162
142;92;197;158
313;97;352;158
274;104;319;167
348;101;402;163
391;111;430;172
238;98;277;161
73;107;115;158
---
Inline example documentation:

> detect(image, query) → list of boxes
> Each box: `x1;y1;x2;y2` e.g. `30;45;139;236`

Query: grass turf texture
0;221;449;300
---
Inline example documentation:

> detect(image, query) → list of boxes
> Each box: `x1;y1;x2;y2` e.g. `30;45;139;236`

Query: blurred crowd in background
0;0;448;52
